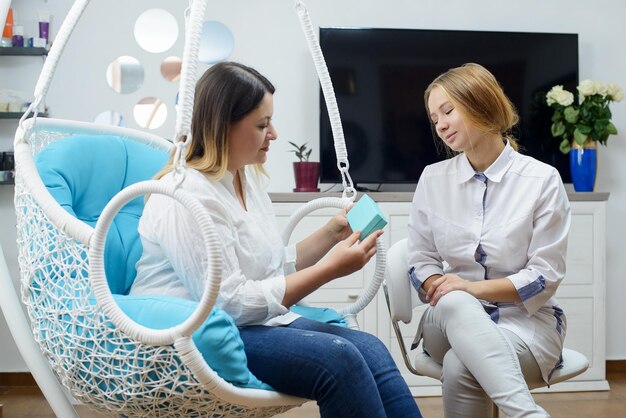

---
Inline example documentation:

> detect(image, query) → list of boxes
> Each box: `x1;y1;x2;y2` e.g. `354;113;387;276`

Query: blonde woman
408;63;570;417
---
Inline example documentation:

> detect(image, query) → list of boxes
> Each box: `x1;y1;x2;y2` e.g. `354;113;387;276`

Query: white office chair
383;238;590;416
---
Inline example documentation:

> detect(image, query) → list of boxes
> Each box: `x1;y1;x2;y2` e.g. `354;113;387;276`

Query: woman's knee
345;330;398;367
435;290;483;318
354;329;389;352
318;335;369;372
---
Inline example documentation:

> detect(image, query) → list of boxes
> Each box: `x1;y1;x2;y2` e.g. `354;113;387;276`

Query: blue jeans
239;317;421;418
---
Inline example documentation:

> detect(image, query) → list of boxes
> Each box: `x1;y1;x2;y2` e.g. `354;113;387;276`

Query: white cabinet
545;201;609;392
270;193;609;395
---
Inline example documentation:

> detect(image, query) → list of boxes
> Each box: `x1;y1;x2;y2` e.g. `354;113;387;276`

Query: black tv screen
319;28;578;185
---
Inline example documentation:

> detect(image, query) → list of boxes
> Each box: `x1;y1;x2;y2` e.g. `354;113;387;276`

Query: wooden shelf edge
0;112;49;119
0;47;47;56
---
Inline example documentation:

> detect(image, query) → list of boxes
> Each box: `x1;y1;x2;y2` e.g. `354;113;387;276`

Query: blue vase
569;144;597;192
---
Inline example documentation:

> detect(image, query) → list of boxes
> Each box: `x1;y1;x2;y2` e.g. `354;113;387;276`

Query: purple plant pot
293;161;320;192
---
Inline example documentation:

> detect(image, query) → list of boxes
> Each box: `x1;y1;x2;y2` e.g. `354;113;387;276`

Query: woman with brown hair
131;61;421;418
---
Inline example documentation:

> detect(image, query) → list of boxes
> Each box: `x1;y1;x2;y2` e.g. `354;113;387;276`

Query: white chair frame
383;238;590;416
0;243;80;418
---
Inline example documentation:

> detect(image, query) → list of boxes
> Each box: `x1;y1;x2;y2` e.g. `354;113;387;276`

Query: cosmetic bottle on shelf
1;7;13;47
12;25;24;47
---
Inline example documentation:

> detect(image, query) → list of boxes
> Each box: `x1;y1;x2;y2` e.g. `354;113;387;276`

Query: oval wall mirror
161;56;182;82
199;20;234;64
105;56;144;94
134;9;179;53
134;97;167;129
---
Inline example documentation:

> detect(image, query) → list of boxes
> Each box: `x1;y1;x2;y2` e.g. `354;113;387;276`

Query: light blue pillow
36;135;170;295
112;294;272;390
290;305;347;327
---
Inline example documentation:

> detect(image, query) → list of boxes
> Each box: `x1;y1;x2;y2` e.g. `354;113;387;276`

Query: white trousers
418;290;549;418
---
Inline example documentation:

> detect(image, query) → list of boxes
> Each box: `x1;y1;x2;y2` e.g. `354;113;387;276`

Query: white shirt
408;142;571;381
130;166;300;327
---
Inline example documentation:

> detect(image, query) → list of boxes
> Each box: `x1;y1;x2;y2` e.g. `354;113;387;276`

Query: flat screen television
319;28;579;186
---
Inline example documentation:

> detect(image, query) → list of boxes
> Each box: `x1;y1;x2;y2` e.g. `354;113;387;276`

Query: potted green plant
288;141;320;192
546;80;623;191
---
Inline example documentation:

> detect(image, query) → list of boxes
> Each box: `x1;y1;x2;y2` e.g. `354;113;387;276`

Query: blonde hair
156;62;275;180
424;63;520;152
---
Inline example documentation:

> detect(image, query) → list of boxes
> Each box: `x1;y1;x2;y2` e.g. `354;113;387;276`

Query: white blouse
130;166;299;327
407;142;571;381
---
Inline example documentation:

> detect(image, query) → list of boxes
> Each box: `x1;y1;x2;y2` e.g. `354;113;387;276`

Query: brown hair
424;63;520;153
156;61;275;180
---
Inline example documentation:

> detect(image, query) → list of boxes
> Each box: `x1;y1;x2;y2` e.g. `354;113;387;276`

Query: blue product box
346;194;388;240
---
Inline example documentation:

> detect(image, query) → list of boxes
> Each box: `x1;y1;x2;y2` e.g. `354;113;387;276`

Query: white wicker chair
383;238;590;415
2;0;387;417
12;120;309;417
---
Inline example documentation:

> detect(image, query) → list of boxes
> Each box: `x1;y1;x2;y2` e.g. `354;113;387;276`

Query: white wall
1;0;625;372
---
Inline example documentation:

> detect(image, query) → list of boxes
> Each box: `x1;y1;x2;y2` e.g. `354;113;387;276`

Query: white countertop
270;191;610;203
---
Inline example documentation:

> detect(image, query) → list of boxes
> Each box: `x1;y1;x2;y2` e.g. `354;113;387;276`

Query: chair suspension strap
174;0;208;149
17;0;91;141
293;0;356;200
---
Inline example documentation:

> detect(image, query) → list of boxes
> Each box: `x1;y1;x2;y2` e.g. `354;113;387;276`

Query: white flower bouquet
546;80;623;153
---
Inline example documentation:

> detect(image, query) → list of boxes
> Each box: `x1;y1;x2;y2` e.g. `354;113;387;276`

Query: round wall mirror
199;20;234;64
105;56;144;94
134;9;178;53
94;111;126;127
161;56;182;82
134;97;167;129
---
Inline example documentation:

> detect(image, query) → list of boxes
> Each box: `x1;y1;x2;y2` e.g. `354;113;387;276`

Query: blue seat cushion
113;294;272;390
36;134;169;295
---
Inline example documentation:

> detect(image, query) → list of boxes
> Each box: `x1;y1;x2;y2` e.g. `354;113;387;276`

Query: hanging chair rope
17;0;89;135
284;0;385;329
33;0;89;101
293;0;356;199
174;0;207;146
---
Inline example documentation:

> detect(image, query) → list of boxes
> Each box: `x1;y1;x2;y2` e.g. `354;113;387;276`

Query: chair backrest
35;135;170;295
385;238;422;324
